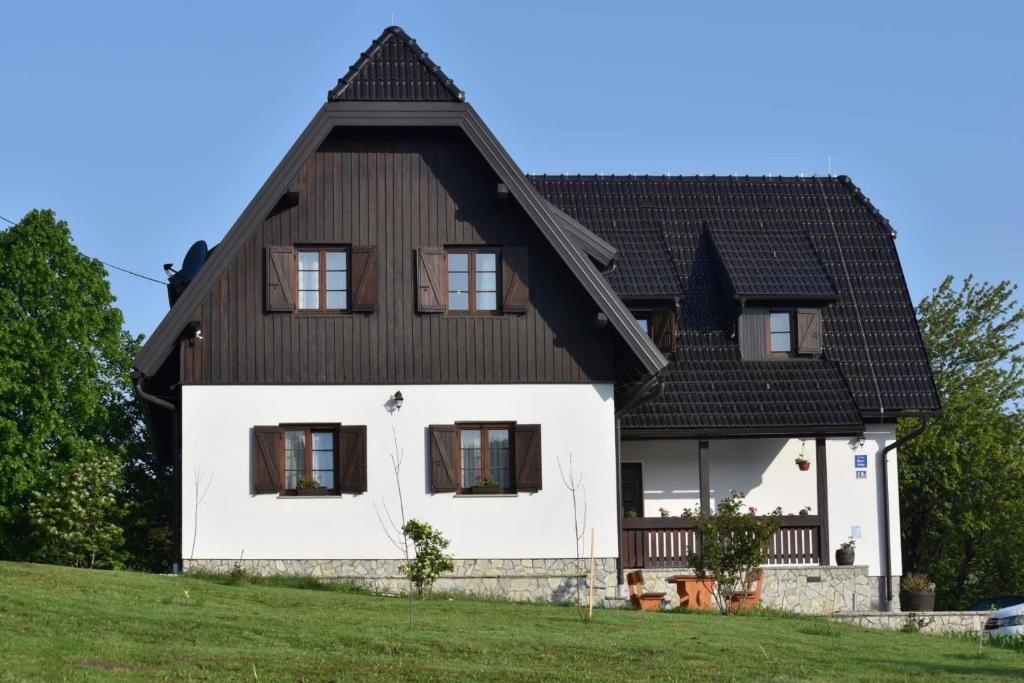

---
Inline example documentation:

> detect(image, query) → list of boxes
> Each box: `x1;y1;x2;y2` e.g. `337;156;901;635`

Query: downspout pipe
133;371;175;412
880;414;929;611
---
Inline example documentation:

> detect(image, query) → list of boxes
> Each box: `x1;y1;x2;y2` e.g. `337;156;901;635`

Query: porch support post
816;438;830;566
698;439;711;515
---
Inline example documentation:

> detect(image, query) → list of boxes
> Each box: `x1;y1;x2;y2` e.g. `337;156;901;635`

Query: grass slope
0;562;1021;682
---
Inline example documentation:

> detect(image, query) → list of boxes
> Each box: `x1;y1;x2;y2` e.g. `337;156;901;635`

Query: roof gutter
881;414;929;611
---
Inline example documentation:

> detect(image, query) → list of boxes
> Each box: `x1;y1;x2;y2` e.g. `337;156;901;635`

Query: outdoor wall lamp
392;391;404;411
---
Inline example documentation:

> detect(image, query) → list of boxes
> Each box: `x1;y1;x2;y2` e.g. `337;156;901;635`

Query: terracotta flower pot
797;460;811;471
296;487;332;496
900;590;936;612
835;547;855;566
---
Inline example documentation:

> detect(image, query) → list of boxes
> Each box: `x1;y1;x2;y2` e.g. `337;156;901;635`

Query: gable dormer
706;224;837;360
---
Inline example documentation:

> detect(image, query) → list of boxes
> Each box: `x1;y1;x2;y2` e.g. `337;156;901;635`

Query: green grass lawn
0;562;1021;681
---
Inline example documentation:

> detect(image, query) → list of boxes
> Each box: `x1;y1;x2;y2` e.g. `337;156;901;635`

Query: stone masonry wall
832;611;990;635
636;566;898;614
185;558;620;605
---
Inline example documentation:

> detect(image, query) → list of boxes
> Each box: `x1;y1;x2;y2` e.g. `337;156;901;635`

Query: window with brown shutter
428;423;543;494
296;248;349;312
252;423;367;496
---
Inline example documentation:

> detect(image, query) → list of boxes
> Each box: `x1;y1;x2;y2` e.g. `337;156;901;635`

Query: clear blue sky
2;1;1021;338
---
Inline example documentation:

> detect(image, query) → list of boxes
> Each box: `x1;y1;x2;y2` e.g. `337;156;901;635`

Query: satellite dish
166;240;209;306
179;240;208;281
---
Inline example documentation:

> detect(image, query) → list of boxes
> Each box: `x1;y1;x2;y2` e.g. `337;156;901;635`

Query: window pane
448;272;469;292
299;291;319;310
312;432;333;450
489;429;511;488
298;252;319;270
476;272;497;292
326;271;346;290
300;271;319;291
326;291;347;310
448;253;469;272
314;470;334;489
285;430;305;490
325;251;347;270
476;292;497;311
635;317;649;333
475;253;497;272
771;331;791;353
449;291;469;311
770;312;791;333
461;429;482;488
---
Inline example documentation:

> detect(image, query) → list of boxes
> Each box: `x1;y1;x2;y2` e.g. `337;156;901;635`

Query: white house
134;27;939;612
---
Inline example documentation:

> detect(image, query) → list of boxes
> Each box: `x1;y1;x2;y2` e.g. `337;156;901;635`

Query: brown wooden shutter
350;246;378;312
428;425;459;492
416;248;446;312
797;308;823;355
649;310;677;353
501;247;529;313
253;426;282;494
264;246;294;312
514;424;542;492
337;425;367;493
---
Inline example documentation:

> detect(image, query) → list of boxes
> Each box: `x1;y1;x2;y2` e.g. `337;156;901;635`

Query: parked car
966;596;1024;611
983;603;1024;639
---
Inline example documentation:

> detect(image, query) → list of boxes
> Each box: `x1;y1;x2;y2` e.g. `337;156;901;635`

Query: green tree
900;275;1024;608
0;210;169;569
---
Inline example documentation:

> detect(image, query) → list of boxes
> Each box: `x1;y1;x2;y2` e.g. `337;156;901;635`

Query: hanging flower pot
795;457;811;471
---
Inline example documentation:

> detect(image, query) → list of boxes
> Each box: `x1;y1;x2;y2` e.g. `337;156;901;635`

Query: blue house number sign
854;454;868;469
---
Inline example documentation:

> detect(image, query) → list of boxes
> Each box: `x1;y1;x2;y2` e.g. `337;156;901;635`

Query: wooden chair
626;570;666;611
728;569;765;611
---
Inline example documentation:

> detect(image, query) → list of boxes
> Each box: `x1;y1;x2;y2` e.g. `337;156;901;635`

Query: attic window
297;249;349;311
769;311;793;354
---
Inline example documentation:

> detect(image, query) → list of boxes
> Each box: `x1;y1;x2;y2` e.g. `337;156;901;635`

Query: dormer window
634;315;650;334
626;303;676;354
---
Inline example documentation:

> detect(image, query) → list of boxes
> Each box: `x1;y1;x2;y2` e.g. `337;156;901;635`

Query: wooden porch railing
622;515;822;569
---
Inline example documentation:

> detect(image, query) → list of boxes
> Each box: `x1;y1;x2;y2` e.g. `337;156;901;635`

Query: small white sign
856;470;867;479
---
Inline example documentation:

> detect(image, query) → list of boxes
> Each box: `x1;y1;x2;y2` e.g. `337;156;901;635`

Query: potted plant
471;477;502;494
296;478;331;496
836;538;856;566
799;505;812;516
795;455;811;471
900;573;936;612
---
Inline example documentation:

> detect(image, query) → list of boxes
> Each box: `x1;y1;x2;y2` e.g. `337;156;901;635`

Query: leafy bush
26;440;125;568
401;519;454;597
687;492;779;614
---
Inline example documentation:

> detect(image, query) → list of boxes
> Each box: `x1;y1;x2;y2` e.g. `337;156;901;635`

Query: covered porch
619;437;833;570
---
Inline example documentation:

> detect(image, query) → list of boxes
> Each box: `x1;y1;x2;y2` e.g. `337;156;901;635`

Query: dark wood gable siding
180;127;615;385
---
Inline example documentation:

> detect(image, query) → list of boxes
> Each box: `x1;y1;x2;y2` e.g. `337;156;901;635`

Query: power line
1;213;166;286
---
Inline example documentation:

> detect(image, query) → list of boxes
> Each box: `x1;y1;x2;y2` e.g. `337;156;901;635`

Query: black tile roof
328;26;464;103
529;174;940;433
708;225;837;301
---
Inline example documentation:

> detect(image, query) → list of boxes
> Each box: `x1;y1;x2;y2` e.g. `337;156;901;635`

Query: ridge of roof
328;26;465;103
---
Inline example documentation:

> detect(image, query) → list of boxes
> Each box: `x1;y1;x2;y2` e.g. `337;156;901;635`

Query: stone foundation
832;611;990;634
633;565;898;614
185;558;619;605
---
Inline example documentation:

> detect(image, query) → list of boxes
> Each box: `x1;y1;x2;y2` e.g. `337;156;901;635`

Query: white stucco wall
824;426;899;577
181;383;618;561
621;438;819;516
621;427;900;577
